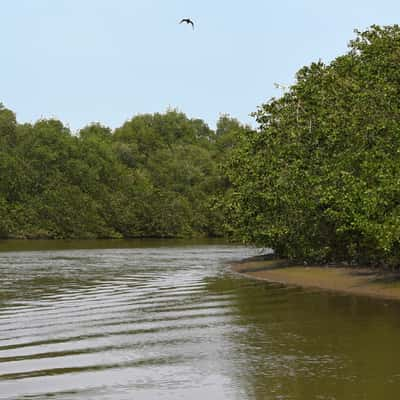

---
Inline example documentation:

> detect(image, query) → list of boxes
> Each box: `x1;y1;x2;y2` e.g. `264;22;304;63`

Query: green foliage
0;104;17;147
226;25;400;267
0;108;242;239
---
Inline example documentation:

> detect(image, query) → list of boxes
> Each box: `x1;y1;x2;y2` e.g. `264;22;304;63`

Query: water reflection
0;241;400;399
208;275;400;399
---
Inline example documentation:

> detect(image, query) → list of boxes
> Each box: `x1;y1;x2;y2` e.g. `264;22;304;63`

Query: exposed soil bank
231;255;400;301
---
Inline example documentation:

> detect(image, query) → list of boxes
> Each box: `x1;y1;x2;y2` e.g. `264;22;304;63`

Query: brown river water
0;239;400;399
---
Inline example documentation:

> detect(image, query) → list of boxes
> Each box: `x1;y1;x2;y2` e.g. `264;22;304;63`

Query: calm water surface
0;239;400;399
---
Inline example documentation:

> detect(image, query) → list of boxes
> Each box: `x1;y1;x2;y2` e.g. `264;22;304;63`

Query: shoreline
231;256;400;301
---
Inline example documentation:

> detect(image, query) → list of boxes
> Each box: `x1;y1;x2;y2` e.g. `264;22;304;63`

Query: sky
1;0;400;132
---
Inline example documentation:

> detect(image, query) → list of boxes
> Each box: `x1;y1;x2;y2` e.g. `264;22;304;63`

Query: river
0;240;399;399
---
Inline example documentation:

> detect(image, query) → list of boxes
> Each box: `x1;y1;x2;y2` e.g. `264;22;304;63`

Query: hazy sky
1;0;399;131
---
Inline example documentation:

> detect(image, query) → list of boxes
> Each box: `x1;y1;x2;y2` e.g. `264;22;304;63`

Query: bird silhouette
180;18;194;30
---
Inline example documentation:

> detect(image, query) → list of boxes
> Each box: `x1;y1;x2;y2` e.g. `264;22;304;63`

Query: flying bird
180;18;194;30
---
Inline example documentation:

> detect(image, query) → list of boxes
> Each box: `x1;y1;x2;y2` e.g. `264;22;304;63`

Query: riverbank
231;255;400;301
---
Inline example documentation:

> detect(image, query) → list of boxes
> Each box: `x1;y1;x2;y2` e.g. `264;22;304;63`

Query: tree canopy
0;107;249;239
226;25;400;267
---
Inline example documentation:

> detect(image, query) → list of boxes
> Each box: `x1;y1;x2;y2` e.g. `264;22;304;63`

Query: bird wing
179;18;194;29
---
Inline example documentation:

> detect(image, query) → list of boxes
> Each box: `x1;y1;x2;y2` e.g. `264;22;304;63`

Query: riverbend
1;240;400;399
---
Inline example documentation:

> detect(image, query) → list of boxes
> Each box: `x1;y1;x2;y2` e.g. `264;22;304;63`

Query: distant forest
2;25;400;268
0;107;251;239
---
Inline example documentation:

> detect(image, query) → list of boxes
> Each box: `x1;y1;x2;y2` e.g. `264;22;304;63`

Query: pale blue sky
1;0;399;131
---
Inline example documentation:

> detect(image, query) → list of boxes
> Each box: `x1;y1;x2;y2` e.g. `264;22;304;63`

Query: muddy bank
231;256;400;301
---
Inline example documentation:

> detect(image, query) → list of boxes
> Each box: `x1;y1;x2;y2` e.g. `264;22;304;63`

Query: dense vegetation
3;24;400;268
0;108;250;239
226;25;400;267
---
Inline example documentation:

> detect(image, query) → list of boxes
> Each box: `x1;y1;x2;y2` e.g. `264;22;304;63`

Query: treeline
0;108;251;239
226;25;400;268
3;24;400;268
